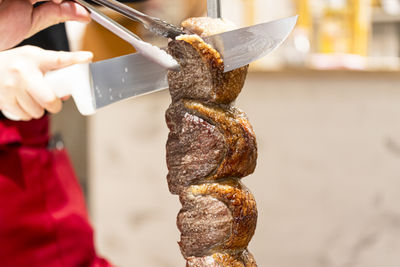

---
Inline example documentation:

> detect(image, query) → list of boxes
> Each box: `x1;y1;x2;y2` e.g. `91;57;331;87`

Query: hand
0;45;93;121
0;0;90;51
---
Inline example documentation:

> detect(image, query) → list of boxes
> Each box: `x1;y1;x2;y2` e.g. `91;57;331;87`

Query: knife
3;16;297;119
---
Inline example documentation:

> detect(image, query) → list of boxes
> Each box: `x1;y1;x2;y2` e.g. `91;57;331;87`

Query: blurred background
52;0;400;266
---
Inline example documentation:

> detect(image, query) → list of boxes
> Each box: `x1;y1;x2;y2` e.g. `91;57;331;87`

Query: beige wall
81;71;400;267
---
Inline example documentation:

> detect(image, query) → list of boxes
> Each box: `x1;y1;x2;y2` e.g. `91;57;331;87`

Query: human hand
0;0;90;51
0;45;93;121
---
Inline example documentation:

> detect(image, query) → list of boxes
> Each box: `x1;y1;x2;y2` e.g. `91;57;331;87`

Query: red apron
0;116;112;267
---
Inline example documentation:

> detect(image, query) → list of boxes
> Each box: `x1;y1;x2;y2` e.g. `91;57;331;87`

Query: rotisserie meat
166;17;258;267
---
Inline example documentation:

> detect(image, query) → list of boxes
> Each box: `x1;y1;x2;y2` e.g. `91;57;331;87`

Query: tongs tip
147;17;185;39
138;42;180;71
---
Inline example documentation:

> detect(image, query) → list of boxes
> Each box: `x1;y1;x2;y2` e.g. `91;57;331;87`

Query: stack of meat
166;17;258;267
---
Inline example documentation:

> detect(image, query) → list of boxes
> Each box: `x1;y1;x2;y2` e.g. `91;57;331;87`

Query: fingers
18;46;93;72
36;49;93;72
23;67;62;114
0;46;91;121
2;102;31;121
0;60;32;120
27;1;90;38
16;89;45;119
6;64;60;119
0;47;69;120
14;46;93;113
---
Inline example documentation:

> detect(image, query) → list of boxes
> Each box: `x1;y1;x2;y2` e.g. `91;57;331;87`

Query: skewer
207;0;222;18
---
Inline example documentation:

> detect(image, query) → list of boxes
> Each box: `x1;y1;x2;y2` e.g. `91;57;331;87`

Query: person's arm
0;46;93;121
0;0;93;120
0;0;90;51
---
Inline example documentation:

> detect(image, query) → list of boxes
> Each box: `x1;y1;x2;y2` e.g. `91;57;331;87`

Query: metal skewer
207;0;222;18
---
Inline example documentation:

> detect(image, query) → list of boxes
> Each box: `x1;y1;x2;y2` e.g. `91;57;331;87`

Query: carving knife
3;16;297;120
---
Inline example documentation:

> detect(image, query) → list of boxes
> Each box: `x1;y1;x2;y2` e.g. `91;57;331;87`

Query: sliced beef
166;17;258;266
168;35;249;105
166;100;257;195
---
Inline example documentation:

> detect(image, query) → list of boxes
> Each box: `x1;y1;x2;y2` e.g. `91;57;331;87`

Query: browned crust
166;17;258;267
166;101;226;195
186;181;257;252
166;100;257;195
177;194;233;257
184;101;257;182
177;180;258;258
168;36;249;105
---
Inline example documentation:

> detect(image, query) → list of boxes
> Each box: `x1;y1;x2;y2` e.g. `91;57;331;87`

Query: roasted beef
166;17;258;267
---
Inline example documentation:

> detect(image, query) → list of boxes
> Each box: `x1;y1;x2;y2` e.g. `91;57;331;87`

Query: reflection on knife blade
91;16;297;110
204;16;298;71
34;16;298;117
2;16;297;120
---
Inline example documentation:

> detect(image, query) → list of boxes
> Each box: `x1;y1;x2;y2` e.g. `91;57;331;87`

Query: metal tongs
75;0;183;70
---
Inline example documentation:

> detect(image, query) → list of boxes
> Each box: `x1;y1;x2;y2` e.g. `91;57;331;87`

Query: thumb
36;49;93;73
27;1;90;39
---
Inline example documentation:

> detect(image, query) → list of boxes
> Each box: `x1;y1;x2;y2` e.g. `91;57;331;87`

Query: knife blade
11;16;297;118
205;15;298;72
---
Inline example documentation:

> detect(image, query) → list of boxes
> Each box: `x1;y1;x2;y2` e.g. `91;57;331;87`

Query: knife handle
46;64;96;116
2;64;95;121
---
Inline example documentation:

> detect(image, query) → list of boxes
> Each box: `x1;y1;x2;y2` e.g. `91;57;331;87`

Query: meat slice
166;101;226;195
166;100;257;195
167;35;249;105
178;181;257;258
166;17;258;266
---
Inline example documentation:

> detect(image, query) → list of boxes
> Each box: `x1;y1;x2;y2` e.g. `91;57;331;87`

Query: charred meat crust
166;17;258;266
166;102;226;195
178;181;257;258
166;100;257;195
167;36;249;105
177;194;232;258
